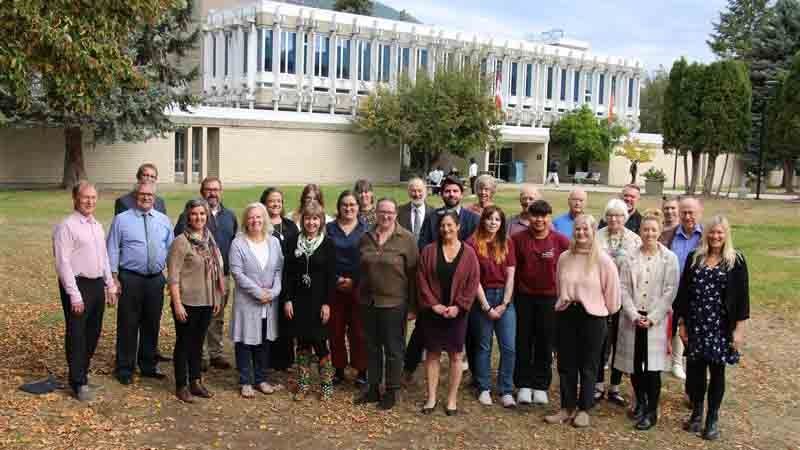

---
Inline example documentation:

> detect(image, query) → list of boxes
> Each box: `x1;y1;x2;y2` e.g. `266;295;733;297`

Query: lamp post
756;80;780;200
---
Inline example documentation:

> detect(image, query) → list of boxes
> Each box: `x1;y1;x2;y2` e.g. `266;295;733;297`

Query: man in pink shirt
53;181;118;401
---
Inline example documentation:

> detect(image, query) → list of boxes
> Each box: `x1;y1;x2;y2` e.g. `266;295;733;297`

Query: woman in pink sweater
545;214;621;428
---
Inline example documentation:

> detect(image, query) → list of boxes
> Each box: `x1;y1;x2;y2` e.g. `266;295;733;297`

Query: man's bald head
519;184;541;213
568;188;587;216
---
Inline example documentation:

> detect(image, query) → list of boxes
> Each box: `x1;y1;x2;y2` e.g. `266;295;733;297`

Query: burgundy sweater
417;242;480;312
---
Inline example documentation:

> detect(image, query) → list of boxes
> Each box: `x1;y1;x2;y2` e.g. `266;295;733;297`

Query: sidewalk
497;182;798;201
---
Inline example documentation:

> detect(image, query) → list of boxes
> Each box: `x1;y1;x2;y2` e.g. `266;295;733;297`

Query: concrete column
203;31;213;93
389;39;398;88
515;59;524;101
553;63;561;104
409;45;418;83
184;128;193;185
592;68;600;111
199;127;208;180
295;30;305;111
272;23;281;111
428;45;436;78
247;23;256;107
216;29;225;91
603;69;612;114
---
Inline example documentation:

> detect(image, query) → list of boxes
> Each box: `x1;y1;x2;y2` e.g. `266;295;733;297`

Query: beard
411;198;424;206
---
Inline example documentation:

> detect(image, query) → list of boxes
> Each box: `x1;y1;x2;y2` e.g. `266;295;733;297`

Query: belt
120;268;162;278
75;276;103;282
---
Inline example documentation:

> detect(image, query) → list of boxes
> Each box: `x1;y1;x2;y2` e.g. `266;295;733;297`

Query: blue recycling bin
514;160;526;183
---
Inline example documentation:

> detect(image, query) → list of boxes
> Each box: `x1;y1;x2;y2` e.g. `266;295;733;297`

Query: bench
572;171;601;184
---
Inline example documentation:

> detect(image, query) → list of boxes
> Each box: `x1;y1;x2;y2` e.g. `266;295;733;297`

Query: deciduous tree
550;105;627;168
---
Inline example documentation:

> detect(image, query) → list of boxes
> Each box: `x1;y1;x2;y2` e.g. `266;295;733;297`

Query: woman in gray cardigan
229;203;285;398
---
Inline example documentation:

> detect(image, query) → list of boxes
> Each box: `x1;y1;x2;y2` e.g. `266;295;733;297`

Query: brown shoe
176;387;194;403
190;380;213;398
209;357;232;370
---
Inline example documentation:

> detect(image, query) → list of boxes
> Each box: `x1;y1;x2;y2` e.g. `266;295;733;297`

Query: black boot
378;389;397;410
354;384;381;405
635;410;658;431
683;401;704;433
702;408;720;440
628;396;647;422
333;368;345;385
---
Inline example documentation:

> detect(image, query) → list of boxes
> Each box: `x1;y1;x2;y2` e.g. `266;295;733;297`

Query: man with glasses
599;184;642;233
114;163;167;216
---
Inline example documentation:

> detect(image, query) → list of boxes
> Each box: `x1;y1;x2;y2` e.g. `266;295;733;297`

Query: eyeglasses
376;211;396;216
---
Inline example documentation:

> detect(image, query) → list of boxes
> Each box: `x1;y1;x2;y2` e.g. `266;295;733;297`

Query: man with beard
174;177;238;371
398;177;433;240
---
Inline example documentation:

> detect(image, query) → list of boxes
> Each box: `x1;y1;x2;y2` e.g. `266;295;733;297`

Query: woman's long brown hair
472;206;509;264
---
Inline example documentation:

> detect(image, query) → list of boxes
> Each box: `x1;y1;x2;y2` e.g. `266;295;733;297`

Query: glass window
243;32;249;73
397;47;410;75
263;30;273;72
573;72;580;102
584;71;592;103
336;39;351;79
280;31;296;74
546;66;554;100
303;33;309;75
560;68;567;101
480;58;487;76
463;55;471;68
315;35;330;78
510;62;518;96
628;78;635;108
257;29;262;72
174;130;186;173
224;33;230;76
357;40;371;81
524;64;533;97
599;73;606;104
417;48;428;73
192;131;200;173
212;35;217;78
446;52;455;70
377;43;390;82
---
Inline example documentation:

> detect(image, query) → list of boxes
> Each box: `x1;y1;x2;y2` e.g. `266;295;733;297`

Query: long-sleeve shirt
53;211;116;305
670;224;703;273
512;228;570;297
166;234;219;307
326;220;369;281
107;208;173;274
556;250;621;317
174;205;238;275
359;226;419;309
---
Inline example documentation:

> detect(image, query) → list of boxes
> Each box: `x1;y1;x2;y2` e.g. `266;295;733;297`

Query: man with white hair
398;177;433;240
507;184;542;236
552;188;587;237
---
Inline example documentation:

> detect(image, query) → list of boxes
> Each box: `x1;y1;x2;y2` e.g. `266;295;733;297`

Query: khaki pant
203;278;231;362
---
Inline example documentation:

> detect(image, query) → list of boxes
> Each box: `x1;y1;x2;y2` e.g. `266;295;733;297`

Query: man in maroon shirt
511;200;570;406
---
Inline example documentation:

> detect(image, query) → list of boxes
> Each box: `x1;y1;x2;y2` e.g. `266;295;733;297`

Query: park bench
572;171;601;184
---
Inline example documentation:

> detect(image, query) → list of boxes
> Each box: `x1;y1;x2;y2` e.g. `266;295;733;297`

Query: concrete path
497;182;799;201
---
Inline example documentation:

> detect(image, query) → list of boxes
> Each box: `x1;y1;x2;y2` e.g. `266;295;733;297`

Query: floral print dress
686;264;740;365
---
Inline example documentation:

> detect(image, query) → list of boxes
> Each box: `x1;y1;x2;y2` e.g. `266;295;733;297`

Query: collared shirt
552;212;576;237
326;220;368;280
671;223;703;273
410;203;426;238
107;208;173;274
114;192;167;216
53;212;116;305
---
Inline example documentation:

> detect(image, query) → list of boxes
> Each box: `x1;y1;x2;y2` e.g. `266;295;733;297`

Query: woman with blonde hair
229;203;285;398
613;209;679;430
674;215;749;441
545;214;620;428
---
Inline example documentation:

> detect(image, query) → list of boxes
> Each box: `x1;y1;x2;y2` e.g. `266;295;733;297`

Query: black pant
115;270;165;377
296;338;329;358
597;311;623;386
631;320;661;413
361;304;407;390
686;358;726;412
270;307;295;371
514;295;557;390
404;323;424;374
172;304;212;389
465;306;480;384
59;277;105;392
557;303;607;411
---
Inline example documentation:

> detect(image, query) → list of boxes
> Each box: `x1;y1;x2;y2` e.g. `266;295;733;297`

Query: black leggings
631;320;661;412
173;304;213;389
597;311;623;386
686;358;726;411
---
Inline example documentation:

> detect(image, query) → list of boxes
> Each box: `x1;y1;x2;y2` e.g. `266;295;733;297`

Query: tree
708;0;769;59
638;67;668;134
663;59;705;193
333;0;374;16
615;136;655;184
0;0;199;188
550;105;627;168
767;51;800;193
354;65;502;172
397;9;414;22
697;60;752;195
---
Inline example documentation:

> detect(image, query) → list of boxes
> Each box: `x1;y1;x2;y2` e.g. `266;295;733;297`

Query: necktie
413;207;421;236
143;213;156;274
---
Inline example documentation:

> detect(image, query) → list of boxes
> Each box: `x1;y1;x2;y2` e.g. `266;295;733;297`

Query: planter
645;179;665;196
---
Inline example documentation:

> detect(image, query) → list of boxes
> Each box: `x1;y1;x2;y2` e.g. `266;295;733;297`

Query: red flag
608;93;615;124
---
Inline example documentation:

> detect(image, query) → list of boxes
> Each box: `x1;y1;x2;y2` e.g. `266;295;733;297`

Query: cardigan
613;244;680;374
673;250;750;339
166;234;221;307
417;242;480;312
229;235;284;345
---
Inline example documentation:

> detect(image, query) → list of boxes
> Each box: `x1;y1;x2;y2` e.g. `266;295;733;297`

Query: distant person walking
546;160;560;187
469;158;479;195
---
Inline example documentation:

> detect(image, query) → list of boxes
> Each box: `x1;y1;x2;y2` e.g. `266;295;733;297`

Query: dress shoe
355;385;381;405
117;374;133;385
628;398;648;422
607;390;627;406
378;389;396;410
75;385;95;402
635;411;658;431
444;406;458;416
140;370;167;380
683;402;704;433
176;386;194;403
420;400;438;415
209;357;232;370
190;380;213;398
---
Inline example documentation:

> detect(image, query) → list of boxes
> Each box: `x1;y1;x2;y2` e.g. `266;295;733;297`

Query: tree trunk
62;127;86;189
702;153;717;196
716;153;730;197
688;151;702;194
784;159;796;194
682;152;689;193
673;151;679;189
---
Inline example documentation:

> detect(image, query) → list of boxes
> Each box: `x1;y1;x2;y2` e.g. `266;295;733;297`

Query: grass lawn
0;185;798;449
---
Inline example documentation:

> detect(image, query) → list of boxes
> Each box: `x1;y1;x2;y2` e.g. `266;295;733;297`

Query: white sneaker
533;389;549;405
501;394;516;408
672;364;687;380
478;390;493;406
517;388;533;405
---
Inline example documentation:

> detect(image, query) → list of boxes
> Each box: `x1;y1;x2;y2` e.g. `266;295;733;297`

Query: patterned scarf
184;229;225;306
295;232;324;258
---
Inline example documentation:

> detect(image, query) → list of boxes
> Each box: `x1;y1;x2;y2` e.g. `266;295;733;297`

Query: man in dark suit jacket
114;163;167;216
397;177;434;241
417;175;480;249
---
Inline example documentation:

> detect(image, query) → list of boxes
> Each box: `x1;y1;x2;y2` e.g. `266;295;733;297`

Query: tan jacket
359;225;419;310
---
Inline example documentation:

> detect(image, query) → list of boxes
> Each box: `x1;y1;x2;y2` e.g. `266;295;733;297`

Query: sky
379;0;728;73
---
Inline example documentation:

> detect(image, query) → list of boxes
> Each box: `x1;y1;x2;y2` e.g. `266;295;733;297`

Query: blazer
417;206;480;250
673;250;750;338
229;235;284;345
416;242;480;312
397;201;433;235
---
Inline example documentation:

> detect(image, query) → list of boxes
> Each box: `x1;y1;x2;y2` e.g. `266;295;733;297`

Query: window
417;48;428;73
314;35;330;77
257;29;262;72
243;32;249;73
463;55;472;68
546;66;553;100
480;58;487;76
397;47;410;76
628;78;635;108
377;43;390;82
525;64;533;97
336;39;351;79
263;29;274;72
573;72;580;102
280;31;296;74
224;33;231;76
584;71;592;103
599;73;606;104
212;35;217;77
192;131;200;173
560;68;567;101
357;40;371;81
174;130;186;173
510;62;518;96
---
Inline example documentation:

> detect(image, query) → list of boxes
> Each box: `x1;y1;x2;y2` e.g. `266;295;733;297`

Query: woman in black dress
674;215;749;441
283;200;337;401
260;187;299;371
417;211;480;415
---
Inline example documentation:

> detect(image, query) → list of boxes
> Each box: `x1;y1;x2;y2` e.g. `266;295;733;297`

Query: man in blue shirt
552;188;587;237
107;181;174;384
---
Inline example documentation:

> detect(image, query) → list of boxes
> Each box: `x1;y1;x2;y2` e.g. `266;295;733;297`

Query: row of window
210;30;636;108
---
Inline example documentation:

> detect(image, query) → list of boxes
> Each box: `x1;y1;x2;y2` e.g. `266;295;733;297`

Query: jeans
557;303;607;411
514;295;557;390
472;288;516;395
361;304;407;390
235;318;272;385
172;304;212;389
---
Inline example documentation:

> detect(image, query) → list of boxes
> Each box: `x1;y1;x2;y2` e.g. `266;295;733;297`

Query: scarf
295;232;324;259
185;230;225;306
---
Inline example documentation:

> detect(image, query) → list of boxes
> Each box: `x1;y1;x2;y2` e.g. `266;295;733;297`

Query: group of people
54;164;749;441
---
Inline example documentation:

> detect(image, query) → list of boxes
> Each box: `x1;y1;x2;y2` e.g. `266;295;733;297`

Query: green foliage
638;67;668;134
663;59;704;156
333;0;374;15
550;105;627;165
642;167;667;182
708;0;769;59
767;51;800;192
353;65;502;169
615;136;654;163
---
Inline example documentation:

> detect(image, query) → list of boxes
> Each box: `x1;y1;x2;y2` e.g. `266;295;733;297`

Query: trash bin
514;160;526;184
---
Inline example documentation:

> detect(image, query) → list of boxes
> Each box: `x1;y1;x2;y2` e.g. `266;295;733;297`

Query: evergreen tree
638;67;668;134
767;51;800;193
333;0;374;16
708;0;769;59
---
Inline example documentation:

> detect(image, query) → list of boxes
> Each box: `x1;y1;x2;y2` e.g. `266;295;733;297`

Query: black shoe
683;402;704;433
635;411;658;431
355;385;381;405
201;360;209;372
702;409;721;440
421;400;438;415
117;374;133;385
355;370;368;386
378;389;396;410
140;370;167;380
445;406;458;416
156;352;172;362
333;368;345;386
628;398;648;422
607;391;627;406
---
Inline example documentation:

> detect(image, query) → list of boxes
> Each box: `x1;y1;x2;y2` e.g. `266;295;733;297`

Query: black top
114;192;167;216
436;242;464;307
418;207;480;250
282;235;337;341
271;217;299;257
